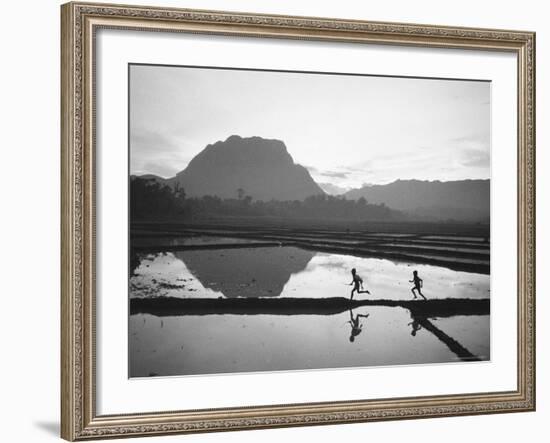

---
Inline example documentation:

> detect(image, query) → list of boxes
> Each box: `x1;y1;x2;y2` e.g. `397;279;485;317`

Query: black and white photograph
128;63;491;378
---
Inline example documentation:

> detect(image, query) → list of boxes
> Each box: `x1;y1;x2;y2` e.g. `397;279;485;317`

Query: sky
130;64;490;188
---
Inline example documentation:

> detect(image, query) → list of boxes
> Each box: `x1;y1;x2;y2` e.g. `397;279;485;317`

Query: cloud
340;165;367;173
460;148;490;168
131;129;179;155
303;165;319;174
320;170;349;179
130;128;194;177
449;133;490;169
304;165;352;180
451;134;487;144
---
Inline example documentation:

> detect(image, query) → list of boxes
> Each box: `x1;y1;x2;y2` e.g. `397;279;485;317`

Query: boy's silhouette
349;268;370;300
410;270;427;300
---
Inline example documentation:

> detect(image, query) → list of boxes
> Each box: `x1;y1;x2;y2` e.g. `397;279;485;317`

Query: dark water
129;242;490;377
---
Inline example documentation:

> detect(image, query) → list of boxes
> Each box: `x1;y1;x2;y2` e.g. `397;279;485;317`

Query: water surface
129;241;490;377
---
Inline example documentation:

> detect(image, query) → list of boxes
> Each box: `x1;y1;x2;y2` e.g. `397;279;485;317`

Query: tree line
130;177;398;221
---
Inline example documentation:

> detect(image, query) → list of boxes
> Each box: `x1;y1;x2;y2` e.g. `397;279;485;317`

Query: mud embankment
130;296;490;318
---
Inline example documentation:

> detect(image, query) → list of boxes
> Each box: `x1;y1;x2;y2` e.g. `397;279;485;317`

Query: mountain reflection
174;246;315;298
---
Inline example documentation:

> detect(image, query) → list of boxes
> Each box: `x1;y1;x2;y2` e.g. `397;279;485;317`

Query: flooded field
129;232;490;378
131;221;490;274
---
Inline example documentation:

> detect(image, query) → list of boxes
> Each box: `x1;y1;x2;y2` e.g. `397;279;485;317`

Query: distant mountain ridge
132;136;489;222
345;179;490;221
167;135;324;201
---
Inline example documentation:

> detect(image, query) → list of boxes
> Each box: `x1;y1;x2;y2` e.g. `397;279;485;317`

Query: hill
345;179;489;222
168;135;324;201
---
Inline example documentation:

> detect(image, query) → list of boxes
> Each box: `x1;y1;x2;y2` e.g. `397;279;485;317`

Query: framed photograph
61;2;536;440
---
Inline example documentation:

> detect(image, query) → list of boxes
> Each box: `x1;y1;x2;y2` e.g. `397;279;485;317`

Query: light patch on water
130;252;222;299
282;253;489;301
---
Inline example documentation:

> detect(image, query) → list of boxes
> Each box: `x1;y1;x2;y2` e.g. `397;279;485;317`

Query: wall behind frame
0;0;546;442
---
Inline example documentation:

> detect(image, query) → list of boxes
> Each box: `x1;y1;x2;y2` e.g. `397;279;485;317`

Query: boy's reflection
408;318;423;336
408;311;424;336
347;308;370;342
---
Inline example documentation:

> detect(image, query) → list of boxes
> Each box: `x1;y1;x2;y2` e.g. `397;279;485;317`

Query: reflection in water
130;246;489;301
415;316;481;361
130;306;488;377
130;246;314;299
408;314;423;337
347;309;370;343
129;241;490;377
175;247;314;297
428;314;490;360
407;311;481;361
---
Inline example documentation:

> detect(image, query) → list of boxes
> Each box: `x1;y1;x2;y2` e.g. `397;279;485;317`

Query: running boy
349;268;370;300
409;270;427;300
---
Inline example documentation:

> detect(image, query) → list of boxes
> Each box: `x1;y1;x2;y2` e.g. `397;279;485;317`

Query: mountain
169;135;324;201
318;182;351;196
345;179;490;222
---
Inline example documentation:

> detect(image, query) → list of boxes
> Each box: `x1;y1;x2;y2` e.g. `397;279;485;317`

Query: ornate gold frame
61;2;536;440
